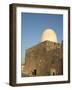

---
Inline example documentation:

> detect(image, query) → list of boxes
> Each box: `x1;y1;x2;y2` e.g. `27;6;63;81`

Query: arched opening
50;68;56;75
32;69;37;76
53;72;56;75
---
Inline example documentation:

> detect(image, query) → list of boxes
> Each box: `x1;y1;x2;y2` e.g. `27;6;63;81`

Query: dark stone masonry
22;40;63;77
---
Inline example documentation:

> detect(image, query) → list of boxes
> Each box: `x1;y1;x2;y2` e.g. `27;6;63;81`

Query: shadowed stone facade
22;40;63;77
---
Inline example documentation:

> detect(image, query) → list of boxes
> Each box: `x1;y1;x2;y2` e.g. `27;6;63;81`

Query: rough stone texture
22;40;63;76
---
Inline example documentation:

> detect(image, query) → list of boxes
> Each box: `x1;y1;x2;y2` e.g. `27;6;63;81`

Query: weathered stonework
22;40;63;77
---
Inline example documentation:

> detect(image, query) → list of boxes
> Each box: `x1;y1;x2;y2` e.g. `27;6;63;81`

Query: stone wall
23;40;63;76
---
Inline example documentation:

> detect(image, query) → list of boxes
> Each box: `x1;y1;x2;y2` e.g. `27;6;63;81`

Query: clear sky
21;13;63;64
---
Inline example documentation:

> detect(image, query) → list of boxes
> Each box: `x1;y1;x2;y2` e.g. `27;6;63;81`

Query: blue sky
21;13;63;64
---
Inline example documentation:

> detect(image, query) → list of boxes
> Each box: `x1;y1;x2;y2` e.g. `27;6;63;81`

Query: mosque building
22;29;63;77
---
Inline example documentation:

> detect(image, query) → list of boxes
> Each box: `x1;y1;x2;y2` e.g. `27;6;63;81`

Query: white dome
41;28;57;42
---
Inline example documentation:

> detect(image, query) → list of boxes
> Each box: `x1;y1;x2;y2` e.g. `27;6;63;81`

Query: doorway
50;68;56;75
32;69;37;76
